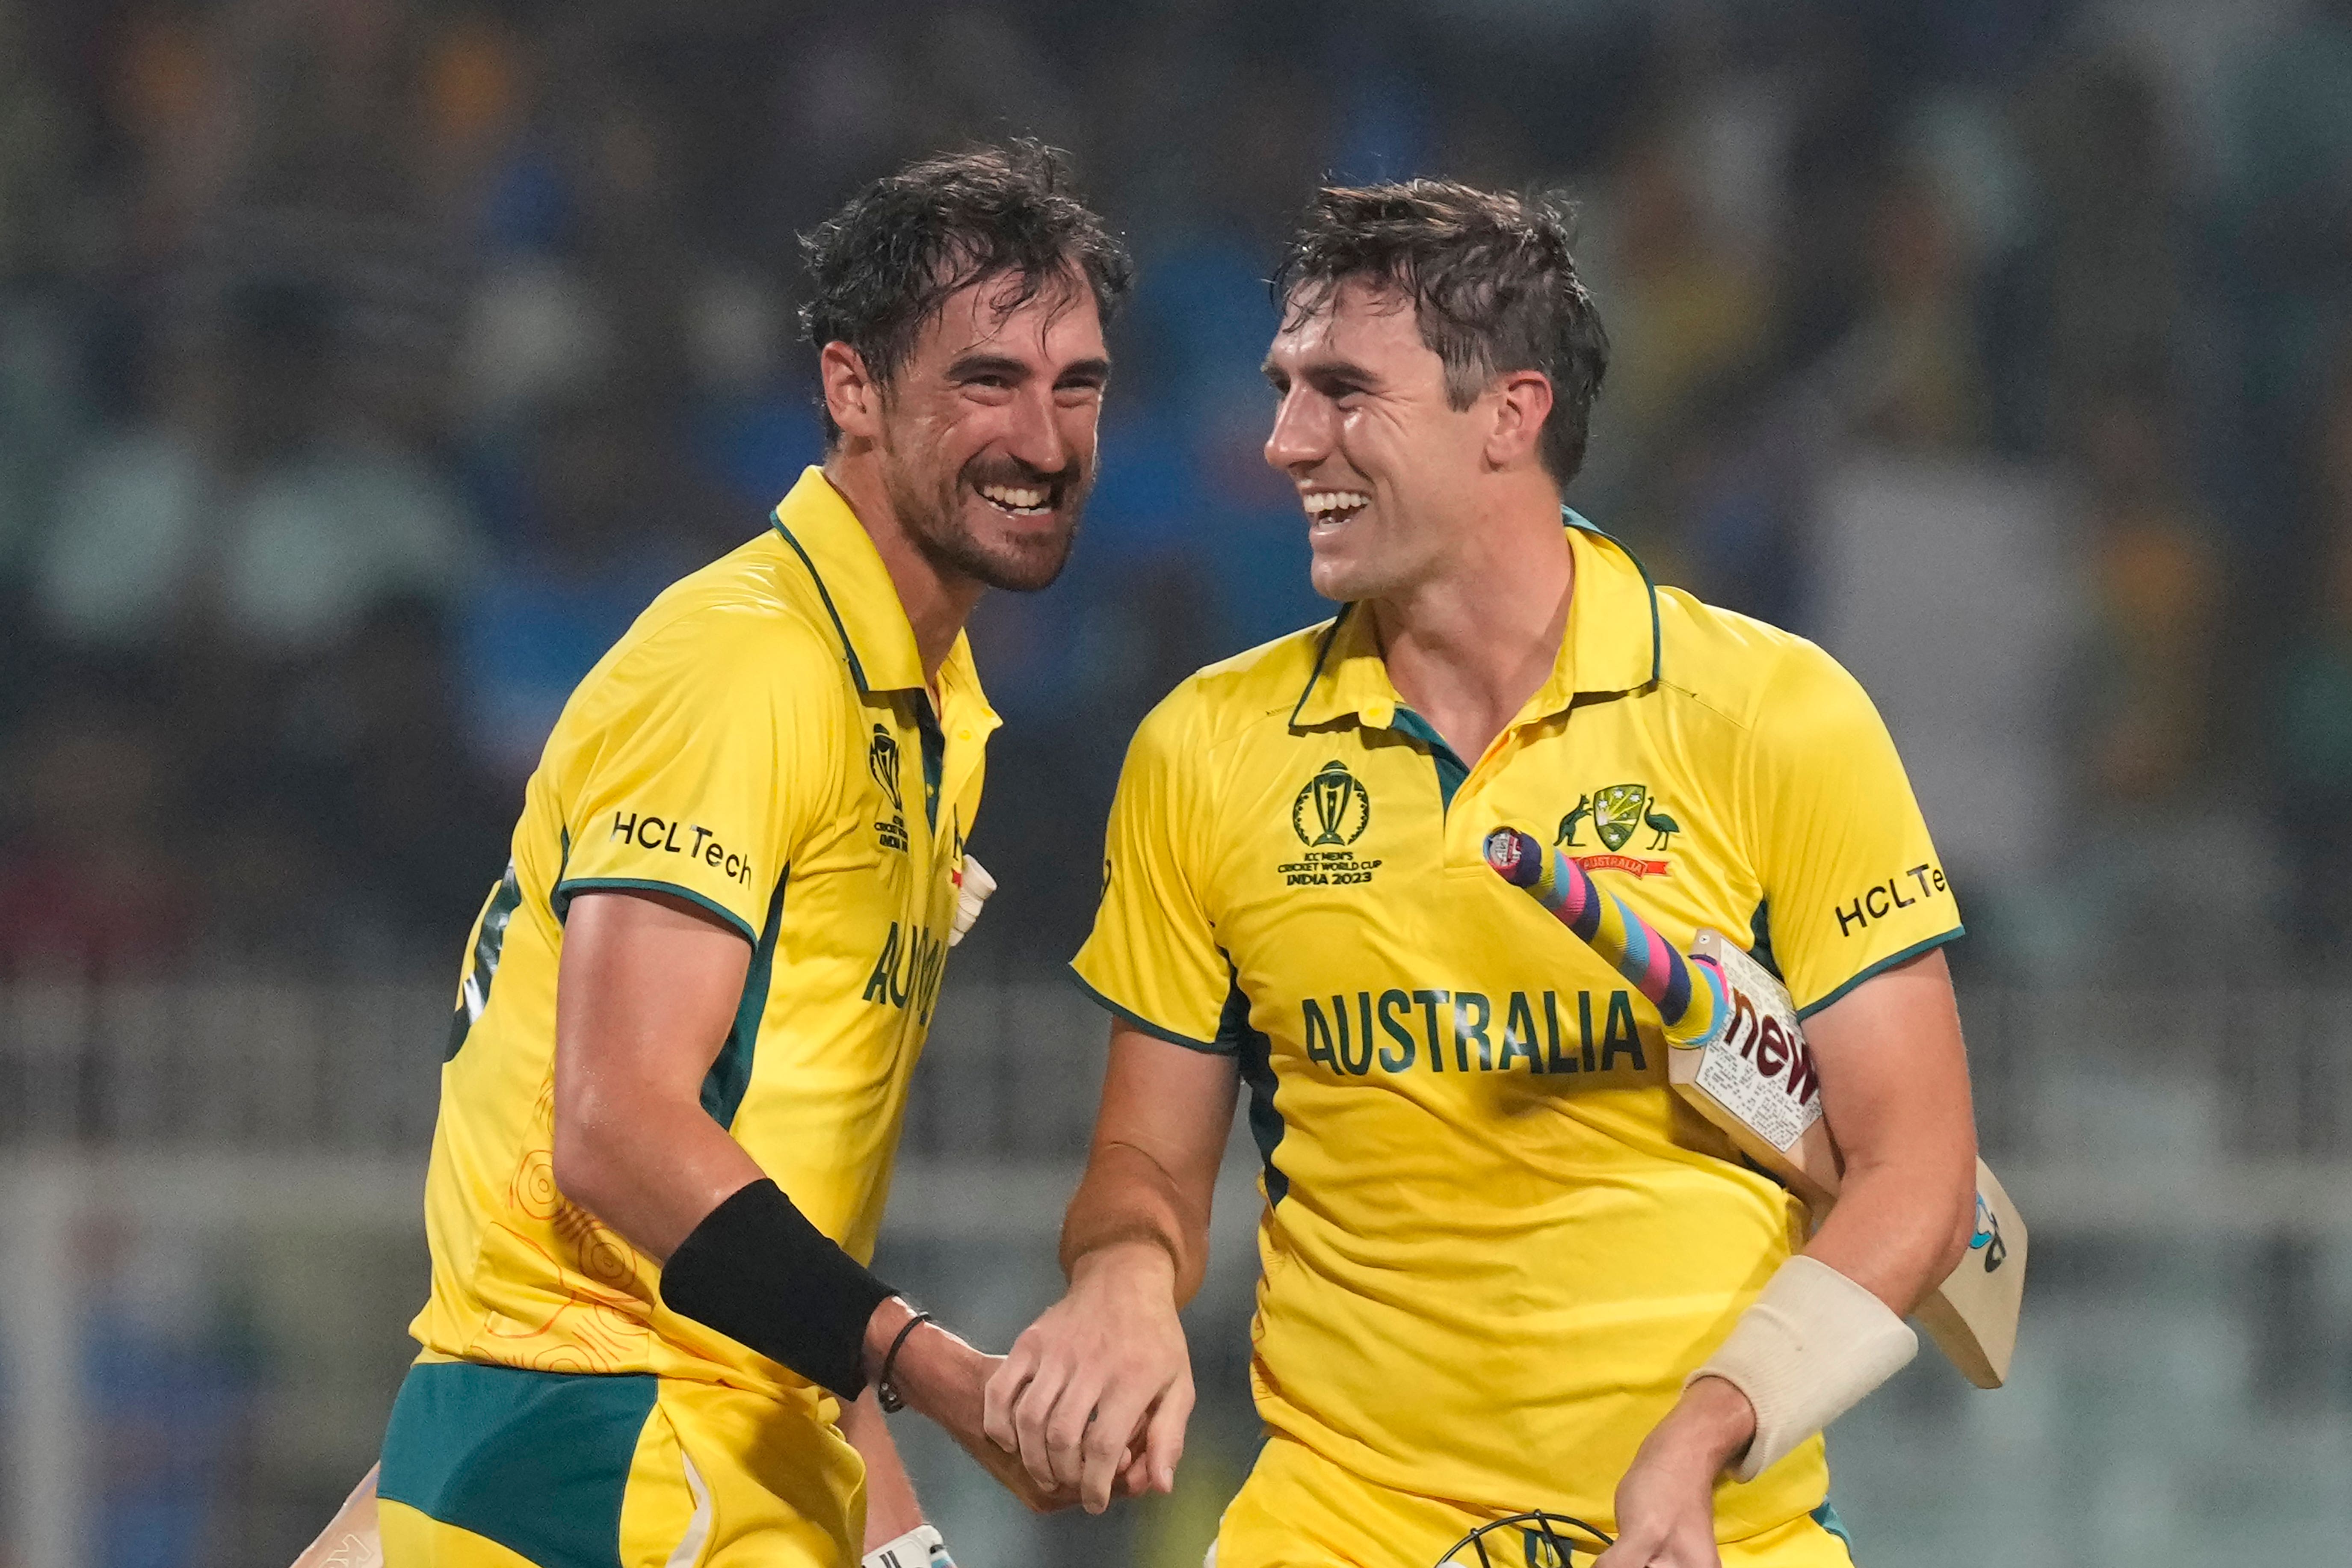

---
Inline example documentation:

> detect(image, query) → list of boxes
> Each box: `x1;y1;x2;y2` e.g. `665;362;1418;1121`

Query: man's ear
821;341;882;442
1483;369;1556;471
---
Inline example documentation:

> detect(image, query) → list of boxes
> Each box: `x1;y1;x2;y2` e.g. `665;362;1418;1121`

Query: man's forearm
1057;1142;1211;1303
842;1386;926;1547
1803;1153;1974;1315
553;1096;767;1262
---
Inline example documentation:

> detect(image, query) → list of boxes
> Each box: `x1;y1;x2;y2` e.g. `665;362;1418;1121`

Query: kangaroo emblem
1555;795;1591;847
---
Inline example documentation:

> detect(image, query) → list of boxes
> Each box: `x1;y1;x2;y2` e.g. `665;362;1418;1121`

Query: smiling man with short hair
988;181;1980;1568
352;142;1130;1568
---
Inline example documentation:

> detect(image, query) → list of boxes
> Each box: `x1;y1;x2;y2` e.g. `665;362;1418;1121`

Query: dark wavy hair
1272;180;1610;487
799;141;1134;444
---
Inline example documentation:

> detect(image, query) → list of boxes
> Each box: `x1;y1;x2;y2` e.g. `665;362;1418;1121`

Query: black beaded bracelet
876;1308;933;1412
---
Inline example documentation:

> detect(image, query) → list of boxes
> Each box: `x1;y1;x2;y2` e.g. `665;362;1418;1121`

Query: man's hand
1590;1377;1754;1568
982;1239;1193;1514
863;1298;1076;1514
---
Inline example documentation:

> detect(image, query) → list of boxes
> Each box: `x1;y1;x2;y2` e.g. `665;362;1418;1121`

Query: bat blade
1914;1158;2027;1389
1485;826;2026;1388
1685;929;1841;1209
1688;929;2024;1387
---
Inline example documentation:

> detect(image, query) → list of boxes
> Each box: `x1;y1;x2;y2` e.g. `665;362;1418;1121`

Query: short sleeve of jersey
552;616;832;943
1745;638;1963;1017
1070;687;1231;1051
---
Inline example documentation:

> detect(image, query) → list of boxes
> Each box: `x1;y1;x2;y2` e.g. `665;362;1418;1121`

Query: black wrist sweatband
659;1178;898;1398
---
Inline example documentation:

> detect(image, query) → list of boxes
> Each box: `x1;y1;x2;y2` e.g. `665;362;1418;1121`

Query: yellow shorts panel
380;1360;865;1568
1215;1434;1856;1568
380;1500;545;1568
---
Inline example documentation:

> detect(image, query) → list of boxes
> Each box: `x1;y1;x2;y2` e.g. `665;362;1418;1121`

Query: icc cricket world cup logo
869;723;903;812
1293;760;1371;847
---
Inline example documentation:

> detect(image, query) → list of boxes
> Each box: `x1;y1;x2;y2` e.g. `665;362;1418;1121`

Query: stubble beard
879;435;1086;594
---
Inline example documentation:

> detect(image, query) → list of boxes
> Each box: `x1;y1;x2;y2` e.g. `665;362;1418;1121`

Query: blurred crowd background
12;0;2352;984
6;0;2352;1563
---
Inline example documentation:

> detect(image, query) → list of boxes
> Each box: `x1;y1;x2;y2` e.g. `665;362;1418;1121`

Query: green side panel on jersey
703;871;788;1128
1220;965;1289;1206
379;1360;657;1568
447;861;524;1061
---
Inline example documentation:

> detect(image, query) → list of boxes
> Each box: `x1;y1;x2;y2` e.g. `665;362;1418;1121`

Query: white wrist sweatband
863;1524;948;1568
1689;1254;1918;1482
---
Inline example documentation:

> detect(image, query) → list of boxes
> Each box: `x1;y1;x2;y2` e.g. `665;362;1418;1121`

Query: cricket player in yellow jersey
984;183;1983;1568
302;145;1139;1568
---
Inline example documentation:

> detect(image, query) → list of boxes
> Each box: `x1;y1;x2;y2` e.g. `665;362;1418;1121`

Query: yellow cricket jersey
411;467;997;1411
1071;517;1961;1536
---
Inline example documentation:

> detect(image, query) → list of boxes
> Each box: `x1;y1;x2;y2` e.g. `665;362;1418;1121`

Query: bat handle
1484;826;1727;1048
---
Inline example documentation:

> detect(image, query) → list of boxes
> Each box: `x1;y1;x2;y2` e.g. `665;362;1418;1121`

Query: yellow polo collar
769;466;992;716
1289;510;1663;732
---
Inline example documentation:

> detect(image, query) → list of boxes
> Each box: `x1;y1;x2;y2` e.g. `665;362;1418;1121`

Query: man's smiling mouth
977;481;1055;516
1304;489;1369;527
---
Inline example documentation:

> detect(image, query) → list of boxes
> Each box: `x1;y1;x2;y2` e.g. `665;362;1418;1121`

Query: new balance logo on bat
1717;985;1823;1105
1970;1191;2009;1271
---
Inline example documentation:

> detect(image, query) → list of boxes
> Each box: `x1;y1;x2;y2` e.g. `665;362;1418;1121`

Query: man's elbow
1926;1173;1977;1283
550;1095;621;1219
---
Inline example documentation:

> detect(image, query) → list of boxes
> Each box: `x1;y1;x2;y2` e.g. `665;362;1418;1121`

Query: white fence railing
4;975;2350;1168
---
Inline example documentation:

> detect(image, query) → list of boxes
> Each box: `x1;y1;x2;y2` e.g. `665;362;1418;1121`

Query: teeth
979;483;1050;511
1304;490;1371;515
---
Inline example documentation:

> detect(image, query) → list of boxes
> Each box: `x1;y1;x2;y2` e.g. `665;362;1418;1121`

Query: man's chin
975;551;1070;592
943;529;1077;593
1308;556;1379;604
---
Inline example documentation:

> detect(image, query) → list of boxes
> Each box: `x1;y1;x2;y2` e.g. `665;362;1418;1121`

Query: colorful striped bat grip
1483;826;1728;1048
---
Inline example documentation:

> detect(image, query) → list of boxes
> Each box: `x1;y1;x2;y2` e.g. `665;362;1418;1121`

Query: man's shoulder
1140;618;1340;751
611;533;847;680
554;534;849;746
1651;585;1855;730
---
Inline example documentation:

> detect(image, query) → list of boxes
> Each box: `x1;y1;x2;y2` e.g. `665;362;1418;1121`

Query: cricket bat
1482;827;2024;1389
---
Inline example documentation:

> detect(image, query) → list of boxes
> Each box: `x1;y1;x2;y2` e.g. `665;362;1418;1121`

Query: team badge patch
1555;782;1677;877
1590;783;1647;851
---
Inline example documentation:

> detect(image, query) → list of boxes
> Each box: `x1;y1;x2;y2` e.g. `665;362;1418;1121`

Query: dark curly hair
799;141;1134;444
1272;180;1610;487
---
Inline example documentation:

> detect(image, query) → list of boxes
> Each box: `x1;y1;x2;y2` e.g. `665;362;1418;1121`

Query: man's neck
822;452;982;687
1367;498;1573;770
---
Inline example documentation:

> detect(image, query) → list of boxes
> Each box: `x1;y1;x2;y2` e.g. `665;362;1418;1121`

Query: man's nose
1264;386;1332;473
1005;382;1074;473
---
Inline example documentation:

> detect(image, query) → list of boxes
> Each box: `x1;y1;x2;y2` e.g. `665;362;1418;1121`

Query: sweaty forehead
919;269;1105;365
1267;278;1432;369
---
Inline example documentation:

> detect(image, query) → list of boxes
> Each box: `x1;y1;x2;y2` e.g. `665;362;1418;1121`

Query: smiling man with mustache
291;142;1131;1568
